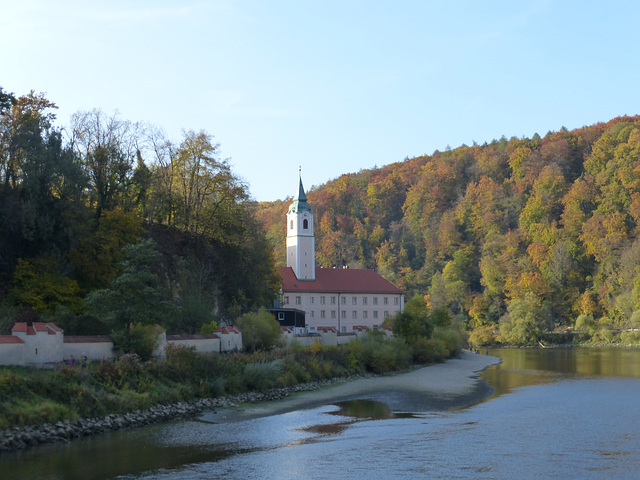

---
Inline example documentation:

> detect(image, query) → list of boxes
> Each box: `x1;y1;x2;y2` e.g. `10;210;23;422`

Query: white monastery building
280;176;404;332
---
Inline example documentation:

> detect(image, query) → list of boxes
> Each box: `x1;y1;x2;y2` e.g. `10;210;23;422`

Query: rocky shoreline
0;376;356;452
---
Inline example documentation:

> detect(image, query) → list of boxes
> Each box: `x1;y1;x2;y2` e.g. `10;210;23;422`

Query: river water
3;347;640;479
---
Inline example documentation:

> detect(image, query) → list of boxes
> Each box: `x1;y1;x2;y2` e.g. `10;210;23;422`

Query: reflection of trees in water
296;399;420;439
332;399;394;419
484;348;640;398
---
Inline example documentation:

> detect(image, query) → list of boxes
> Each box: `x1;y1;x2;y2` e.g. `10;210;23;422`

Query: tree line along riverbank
0;332;463;451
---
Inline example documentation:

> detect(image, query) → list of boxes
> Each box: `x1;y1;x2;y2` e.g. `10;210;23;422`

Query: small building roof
63;336;112;344
12;322;63;336
166;334;219;341
279;267;403;295
0;336;24;344
316;326;337;333
215;326;241;335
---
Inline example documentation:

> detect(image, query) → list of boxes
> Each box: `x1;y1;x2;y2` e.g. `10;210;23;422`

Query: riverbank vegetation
0;320;463;429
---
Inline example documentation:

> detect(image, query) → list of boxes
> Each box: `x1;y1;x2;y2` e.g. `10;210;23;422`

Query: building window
321;310;326;318
341;311;346;319
296;296;301;305
373;297;378;305
352;311;357;319
331;310;336;319
342;326;346;333
373;311;378;319
331;296;336;304
278;312;285;320
303;219;309;229
321;296;326;305
394;297;399;305
352;296;357;305
363;311;368;319
310;311;315;318
310;296;314;304
284;296;289;305
363;297;368;305
384;311;389;318
384;297;389;305
341;296;346;305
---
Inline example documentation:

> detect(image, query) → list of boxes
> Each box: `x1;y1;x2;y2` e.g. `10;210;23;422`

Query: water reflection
297;400;418;439
483;347;640;399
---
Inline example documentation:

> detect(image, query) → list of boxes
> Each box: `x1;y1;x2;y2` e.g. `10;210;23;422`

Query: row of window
308;310;390;319
284;295;398;306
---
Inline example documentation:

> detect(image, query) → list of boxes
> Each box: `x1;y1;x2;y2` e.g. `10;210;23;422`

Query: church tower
286;174;315;280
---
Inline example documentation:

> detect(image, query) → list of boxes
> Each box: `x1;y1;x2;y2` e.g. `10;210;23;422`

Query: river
3;347;640;479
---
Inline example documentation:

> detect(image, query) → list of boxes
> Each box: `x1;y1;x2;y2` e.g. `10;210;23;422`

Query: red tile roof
215;326;241;335
11;323;27;333
166;334;218;341
279;267;403;295
64;336;112;343
316;326;337;333
12;322;62;335
0;336;23;344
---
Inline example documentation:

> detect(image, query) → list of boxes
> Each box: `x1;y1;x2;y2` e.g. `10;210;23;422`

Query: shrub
282;357;312;383
411;337;444;364
243;360;283;390
2;399;71;427
432;326;463;357
235;308;283;352
360;336;411;374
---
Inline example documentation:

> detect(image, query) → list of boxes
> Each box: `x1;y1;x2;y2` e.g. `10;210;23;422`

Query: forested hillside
0;88;280;340
255;116;640;344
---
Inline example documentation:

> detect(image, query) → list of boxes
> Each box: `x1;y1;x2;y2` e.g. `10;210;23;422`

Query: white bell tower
286;171;315;281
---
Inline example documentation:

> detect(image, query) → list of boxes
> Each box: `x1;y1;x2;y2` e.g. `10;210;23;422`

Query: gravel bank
201;350;501;423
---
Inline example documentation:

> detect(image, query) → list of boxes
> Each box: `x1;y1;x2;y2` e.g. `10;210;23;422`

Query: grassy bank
0;334;462;429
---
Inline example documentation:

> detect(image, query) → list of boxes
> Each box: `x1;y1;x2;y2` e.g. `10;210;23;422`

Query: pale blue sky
2;1;639;201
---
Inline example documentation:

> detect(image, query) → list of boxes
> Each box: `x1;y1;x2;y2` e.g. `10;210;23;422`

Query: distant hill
254;116;640;332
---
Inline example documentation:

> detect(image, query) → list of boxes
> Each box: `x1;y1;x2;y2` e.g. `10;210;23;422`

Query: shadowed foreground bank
201;351;501;423
0;351;499;451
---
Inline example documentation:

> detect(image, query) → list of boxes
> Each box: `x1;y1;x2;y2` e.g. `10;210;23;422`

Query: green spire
296;176;308;202
288;173;312;214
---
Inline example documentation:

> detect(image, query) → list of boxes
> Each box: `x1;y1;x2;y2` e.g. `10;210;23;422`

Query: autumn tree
69;109;143;218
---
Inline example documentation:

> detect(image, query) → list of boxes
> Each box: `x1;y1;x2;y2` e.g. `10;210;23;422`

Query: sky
2;0;640;202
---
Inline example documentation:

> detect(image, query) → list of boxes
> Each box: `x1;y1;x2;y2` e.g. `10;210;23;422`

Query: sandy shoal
202;351;501;423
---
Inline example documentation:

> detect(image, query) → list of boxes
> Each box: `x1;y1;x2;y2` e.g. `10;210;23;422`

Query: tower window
290;220;293;230
303;219;309;229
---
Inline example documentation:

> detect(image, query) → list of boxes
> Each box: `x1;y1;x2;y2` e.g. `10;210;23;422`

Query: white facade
283;291;404;332
12;323;64;365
